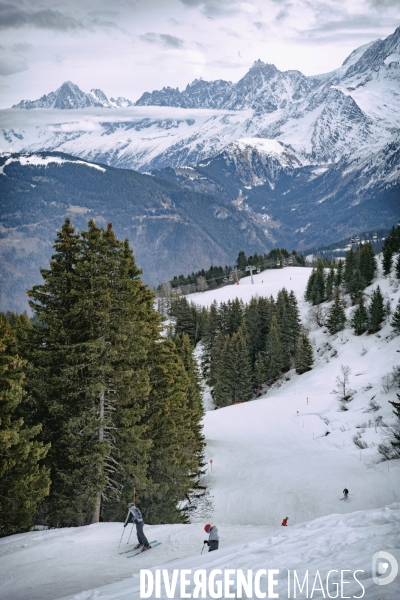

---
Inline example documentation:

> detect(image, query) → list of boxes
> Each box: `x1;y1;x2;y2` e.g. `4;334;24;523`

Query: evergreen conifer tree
348;268;367;305
244;298;263;364
236;251;247;272
382;244;393;276
305;269;316;302
201;301;219;379
28;221;158;526
368;286;385;333
326;291;346;334
0;314;50;536
174;333;205;461
226;298;244;335
344;248;357;291
395;255;400;279
264;315;285;380
208;330;227;390
325;268;335;300
381;224;400;275
351;295;369;335
275;289;291;369
253;351;267;390
391;298;400;334
359;242;377;285
258;297;274;350
334;260;344;288
213;325;253;407
379;394;400;460
170;296;200;345
287;291;301;358
140;338;205;523
310;263;326;305
294;331;314;374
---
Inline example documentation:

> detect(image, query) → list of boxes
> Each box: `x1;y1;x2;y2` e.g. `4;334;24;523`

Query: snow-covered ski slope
1;261;399;600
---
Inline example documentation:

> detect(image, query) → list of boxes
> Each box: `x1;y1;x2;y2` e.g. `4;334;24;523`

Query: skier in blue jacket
124;503;151;550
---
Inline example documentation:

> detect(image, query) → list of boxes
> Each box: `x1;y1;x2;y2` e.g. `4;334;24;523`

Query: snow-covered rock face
217;138;302;188
136;61;312;114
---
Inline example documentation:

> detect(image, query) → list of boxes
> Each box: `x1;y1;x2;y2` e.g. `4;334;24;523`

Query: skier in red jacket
282;517;289;526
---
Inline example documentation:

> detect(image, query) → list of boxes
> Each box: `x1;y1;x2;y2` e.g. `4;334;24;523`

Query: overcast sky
0;0;399;108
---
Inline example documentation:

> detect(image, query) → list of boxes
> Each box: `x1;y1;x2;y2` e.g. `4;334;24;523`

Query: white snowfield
0;154;107;176
1;261;399;599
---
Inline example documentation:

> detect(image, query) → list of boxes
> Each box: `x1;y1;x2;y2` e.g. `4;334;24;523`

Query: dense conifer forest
0;219;205;536
169;288;312;408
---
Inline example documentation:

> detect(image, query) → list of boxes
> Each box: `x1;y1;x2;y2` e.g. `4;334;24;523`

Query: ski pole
127;523;135;544
118;527;125;548
201;543;206;554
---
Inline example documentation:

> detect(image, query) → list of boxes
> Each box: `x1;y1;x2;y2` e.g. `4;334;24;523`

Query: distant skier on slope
204;524;219;551
342;488;349;500
282;517;289;526
124;503;151;551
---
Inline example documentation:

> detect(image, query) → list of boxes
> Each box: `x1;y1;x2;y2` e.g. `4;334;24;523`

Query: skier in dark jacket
204;524;219;552
343;488;349;499
124;503;150;550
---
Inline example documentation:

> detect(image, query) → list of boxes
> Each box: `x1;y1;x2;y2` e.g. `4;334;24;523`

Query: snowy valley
1;256;399;600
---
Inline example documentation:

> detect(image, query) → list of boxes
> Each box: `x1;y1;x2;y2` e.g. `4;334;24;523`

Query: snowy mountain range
3;26;399;170
12;80;134;109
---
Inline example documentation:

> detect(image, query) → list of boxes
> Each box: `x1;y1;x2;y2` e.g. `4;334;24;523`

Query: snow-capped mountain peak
12;81;134;109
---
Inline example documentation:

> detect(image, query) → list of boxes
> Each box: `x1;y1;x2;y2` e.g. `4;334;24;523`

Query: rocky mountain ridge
12;81;134;109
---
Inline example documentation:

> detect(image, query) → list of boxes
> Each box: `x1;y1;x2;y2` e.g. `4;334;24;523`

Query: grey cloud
276;9;289;22
0;58;28;76
253;21;265;29
0;2;84;31
0;41;31;76
0;44;28;75
368;0;400;6
179;0;241;18
139;33;184;48
13;42;33;53
301;13;399;35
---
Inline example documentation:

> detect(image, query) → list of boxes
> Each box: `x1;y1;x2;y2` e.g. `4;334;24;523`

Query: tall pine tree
28;221;159;525
0;314;50;536
391;298;400;334
326;291;346;334
294;331;314;374
264;315;285;380
368;286;385;333
351;295;369;335
140;338;205;523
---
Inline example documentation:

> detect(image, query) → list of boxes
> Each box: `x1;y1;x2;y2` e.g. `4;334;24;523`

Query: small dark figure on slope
124;503;151;551
204;524;219;552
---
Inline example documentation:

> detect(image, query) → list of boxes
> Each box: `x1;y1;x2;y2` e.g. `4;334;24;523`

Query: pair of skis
119;540;162;558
